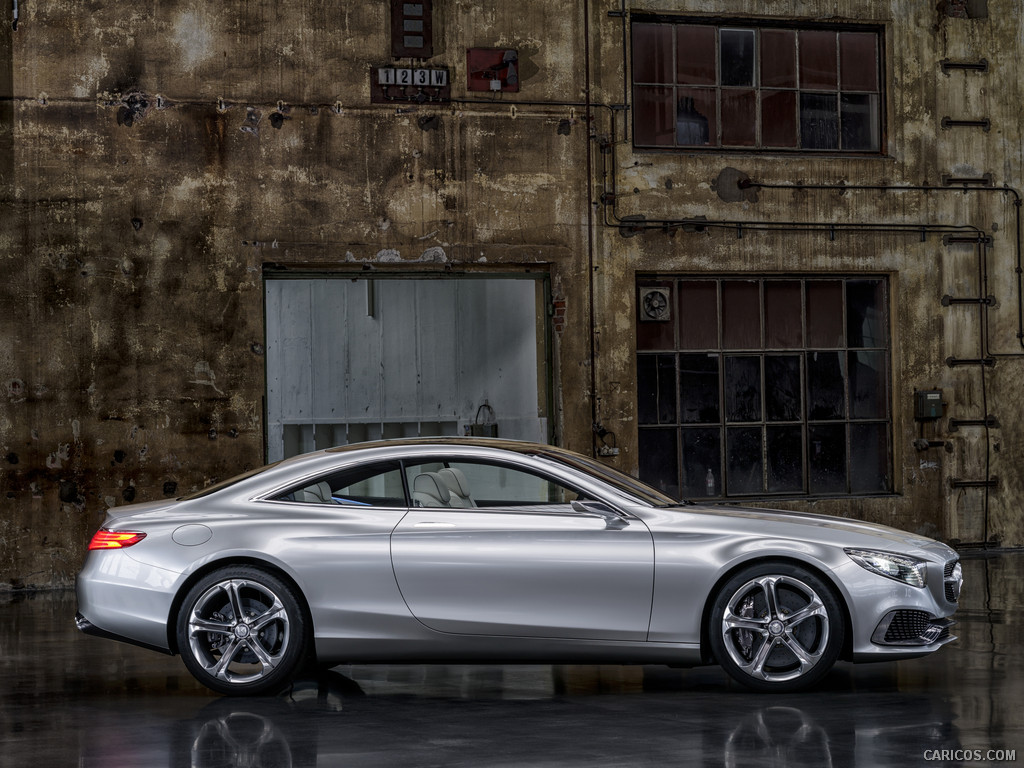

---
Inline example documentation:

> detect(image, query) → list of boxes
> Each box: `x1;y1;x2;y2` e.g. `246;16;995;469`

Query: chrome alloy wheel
177;567;307;695
188;578;290;685
711;564;843;691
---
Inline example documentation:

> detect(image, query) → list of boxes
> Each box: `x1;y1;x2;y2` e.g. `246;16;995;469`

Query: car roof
183;438;677;508
325;437;566;458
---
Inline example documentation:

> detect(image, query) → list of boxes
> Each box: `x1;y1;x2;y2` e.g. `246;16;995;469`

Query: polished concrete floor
1;554;1021;767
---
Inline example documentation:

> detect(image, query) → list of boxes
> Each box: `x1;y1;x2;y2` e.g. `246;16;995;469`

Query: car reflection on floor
1;554;1020;768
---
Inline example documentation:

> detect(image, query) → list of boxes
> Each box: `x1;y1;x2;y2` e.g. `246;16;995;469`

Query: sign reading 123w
378;68;448;87
371;67;451;103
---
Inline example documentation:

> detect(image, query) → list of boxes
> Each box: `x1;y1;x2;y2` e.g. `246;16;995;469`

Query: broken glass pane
639;428;680;500
727;426;763;494
680;354;720;423
841;94;879;151
765;354;801;420
846;279;886;347
676;88;716;146
767;425;803;492
637;353;677;424
808;423;846;493
807;350;846;419
720;29;755;86
800;92;838;150
726;356;762;422
682;428;721;498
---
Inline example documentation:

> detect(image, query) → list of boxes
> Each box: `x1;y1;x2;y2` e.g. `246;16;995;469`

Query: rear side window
404;458;587;509
272;462;406;507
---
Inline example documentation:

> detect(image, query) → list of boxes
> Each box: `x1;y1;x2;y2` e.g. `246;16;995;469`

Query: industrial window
631;19;882;152
636;277;891;500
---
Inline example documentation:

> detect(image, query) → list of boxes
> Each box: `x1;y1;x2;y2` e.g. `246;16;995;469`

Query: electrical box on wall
914;390;944;421
467;48;519;92
391;0;433;58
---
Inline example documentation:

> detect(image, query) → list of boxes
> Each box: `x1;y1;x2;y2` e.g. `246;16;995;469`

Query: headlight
845;548;927;588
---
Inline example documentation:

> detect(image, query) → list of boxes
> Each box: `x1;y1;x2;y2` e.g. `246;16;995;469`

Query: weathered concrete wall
0;0;591;587
593;1;1024;547
1;0;1022;587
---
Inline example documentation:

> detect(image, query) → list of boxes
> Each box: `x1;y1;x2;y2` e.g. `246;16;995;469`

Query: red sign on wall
466;48;520;92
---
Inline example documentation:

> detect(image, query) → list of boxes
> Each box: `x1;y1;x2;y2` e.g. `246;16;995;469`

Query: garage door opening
265;275;551;461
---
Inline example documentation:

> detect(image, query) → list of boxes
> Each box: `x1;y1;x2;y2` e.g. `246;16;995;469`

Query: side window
272;461;406;507
405;459;584;509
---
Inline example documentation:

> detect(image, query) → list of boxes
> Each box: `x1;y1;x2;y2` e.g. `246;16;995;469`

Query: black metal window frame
636;276;893;501
630;15;885;154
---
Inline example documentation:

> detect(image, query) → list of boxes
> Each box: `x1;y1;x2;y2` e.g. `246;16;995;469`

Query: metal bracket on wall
940;58;989;74
949;477;999;489
941;117;991;132
913;439;954;453
948;416;999;432
941;294;996;306
942;233;993;245
945;357;996;367
941;175;994;189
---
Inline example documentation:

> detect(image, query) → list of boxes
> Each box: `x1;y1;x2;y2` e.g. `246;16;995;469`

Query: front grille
884;610;931;643
944;559;961;603
873;610;956;646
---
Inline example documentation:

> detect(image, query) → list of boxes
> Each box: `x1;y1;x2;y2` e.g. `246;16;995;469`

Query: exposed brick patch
552;297;567;334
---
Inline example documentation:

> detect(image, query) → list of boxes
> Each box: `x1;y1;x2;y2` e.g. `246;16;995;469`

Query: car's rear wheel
176;566;308;696
709;562;844;692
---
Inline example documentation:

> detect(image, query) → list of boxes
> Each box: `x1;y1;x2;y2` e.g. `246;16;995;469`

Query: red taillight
88;529;147;550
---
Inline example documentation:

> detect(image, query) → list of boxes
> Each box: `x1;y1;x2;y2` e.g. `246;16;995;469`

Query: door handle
413;521;457;528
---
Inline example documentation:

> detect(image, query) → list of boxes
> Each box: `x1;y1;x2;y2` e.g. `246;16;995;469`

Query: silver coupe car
76;438;962;695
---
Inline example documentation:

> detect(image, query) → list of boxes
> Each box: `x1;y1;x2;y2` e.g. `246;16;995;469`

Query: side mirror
570;499;629;529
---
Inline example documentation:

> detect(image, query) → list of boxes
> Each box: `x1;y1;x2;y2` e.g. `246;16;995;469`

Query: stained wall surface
1;1;1021;587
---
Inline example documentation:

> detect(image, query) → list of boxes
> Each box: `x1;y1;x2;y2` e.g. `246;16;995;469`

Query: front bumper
871;610;957;647
842;554;960;662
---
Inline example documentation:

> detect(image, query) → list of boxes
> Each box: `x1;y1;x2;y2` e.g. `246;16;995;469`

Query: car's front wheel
176;566;308;696
709;562;844;692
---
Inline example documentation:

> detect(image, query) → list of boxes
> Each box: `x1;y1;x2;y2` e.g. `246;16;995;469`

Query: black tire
176;566;309;696
708;562;844;692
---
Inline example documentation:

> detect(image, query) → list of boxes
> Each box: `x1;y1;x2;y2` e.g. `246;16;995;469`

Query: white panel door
265;277;549;460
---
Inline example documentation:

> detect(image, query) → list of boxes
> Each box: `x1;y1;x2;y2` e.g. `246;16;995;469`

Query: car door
390;458;655;641
264;460;415;640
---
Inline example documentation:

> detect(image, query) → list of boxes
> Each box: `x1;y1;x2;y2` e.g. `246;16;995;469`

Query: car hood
644;503;956;560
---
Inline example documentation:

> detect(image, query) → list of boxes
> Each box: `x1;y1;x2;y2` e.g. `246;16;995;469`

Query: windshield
537;452;678;507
